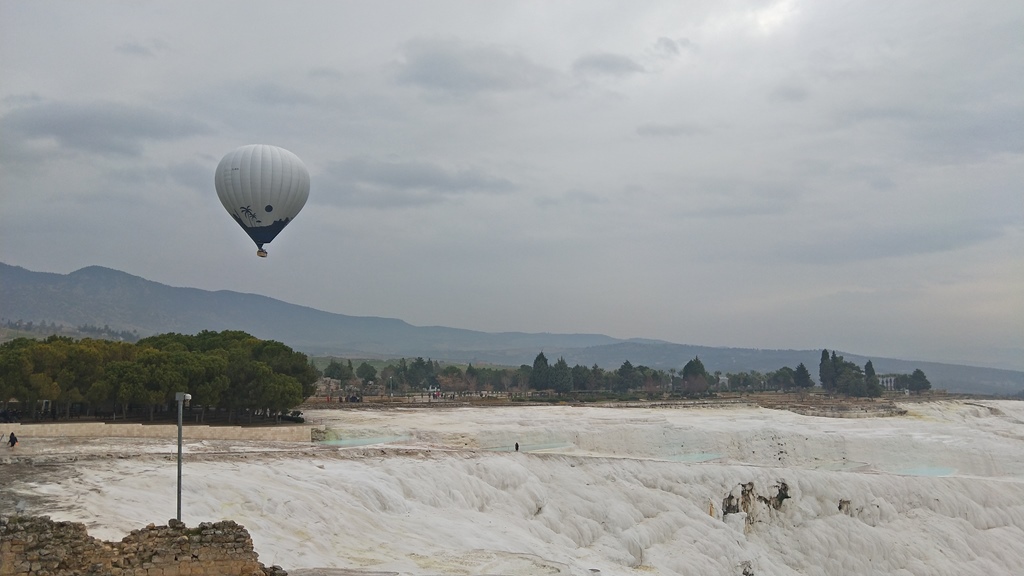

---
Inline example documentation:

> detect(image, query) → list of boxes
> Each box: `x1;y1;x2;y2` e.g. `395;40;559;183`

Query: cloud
769;82;809;102
651;36;696;59
914;106;1024;162
246;82;321;108
308;67;344;80
534;188;607;208
114;39;169;58
681;181;802;220
396;38;554;94
0;100;211;157
2;93;44;106
563;188;605;205
834;103;1024;163
790;221;1011;265
321;156;517;207
636;122;706;138
653;37;680;57
0;1;1020;368
115;42;155;58
167;160;212;193
572;53;644;77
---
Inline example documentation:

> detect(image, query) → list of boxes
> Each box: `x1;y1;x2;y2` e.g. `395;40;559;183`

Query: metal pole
177;395;183;522
175;392;190;522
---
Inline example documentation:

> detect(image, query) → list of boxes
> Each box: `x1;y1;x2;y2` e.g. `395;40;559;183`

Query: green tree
551;357;573;395
252;340;320;398
515;364;532;393
406;357;434;388
84;379;113;414
440;365;465;392
837;371;866;396
29;372;61;413
681;357;709;396
529;352;550;390
58;340;103;417
864;360;880;393
323;359;352;381
908;369;931;392
103;360;147;419
831;357;881;397
819;349;834;391
768;367;795;391
728;371;755;391
571;364;591;391
588;364;607;390
238;361;276;419
137;348;187;420
192;351;229;422
26;338;70;419
793;363;813;388
682;356;706;380
0;339;35;412
464;364;478;391
256;372;303;418
614;360;642;392
356;362;377;385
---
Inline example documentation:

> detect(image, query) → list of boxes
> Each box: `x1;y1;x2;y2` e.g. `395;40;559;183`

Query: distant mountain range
2;262;1022;396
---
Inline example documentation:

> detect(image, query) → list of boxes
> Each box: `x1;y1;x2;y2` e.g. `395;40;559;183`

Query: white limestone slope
8;401;1024;575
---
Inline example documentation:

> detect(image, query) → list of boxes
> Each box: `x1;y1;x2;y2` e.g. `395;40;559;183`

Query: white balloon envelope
214;144;310;257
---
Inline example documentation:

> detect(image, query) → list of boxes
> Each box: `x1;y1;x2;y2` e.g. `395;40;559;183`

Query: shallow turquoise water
484;442;574;452
895;466;956;477
320;435;412;447
665;452;723;463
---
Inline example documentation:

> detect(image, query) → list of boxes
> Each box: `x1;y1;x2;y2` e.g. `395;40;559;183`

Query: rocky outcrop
722;480;790;530
0;515;287;576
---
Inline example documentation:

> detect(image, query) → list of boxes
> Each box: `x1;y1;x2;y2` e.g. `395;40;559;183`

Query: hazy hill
0;263;618;355
2;262;1021;396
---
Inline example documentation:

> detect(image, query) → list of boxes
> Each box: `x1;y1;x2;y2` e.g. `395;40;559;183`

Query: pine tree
819;350;833;390
794;363;813;388
551;357;573;395
681;357;709;395
908;369;931;392
529;352;550;390
682;356;707;380
864;360;880;394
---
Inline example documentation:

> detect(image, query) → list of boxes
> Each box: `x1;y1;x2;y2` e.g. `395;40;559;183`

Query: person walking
7;431;17;448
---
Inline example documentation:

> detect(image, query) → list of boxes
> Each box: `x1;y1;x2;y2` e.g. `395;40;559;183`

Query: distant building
878;375;897;391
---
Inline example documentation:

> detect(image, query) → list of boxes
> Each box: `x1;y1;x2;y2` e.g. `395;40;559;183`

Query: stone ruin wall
0;422;315;442
0;515;287;576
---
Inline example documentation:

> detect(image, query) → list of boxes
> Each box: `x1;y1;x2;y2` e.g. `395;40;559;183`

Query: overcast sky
1;1;1022;370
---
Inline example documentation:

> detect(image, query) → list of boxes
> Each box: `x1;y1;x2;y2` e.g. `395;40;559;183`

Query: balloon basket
257;249;268;258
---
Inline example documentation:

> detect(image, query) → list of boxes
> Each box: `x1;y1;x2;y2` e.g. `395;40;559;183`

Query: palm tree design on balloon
238;205;262;227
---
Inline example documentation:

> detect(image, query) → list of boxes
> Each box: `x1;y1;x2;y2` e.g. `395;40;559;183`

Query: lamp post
175;392;191;522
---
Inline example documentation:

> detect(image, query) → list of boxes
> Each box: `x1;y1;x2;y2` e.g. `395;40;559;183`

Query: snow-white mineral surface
6;400;1024;575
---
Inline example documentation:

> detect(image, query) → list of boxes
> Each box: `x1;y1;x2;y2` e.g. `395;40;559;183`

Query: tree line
0;331;319;423
1;330;934;423
320;351;898;399
321;350;930;400
818;349;931;397
2;318;140;342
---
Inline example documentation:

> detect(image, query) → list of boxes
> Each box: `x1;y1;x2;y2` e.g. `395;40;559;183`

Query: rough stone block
1;516;285;576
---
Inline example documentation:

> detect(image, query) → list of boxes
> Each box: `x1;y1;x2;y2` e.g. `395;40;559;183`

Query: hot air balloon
214;144;310;257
